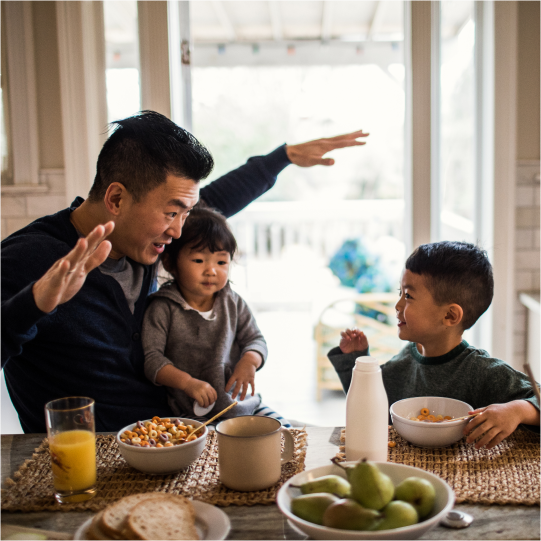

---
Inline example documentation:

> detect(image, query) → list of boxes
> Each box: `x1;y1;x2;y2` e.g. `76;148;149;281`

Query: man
2;111;368;432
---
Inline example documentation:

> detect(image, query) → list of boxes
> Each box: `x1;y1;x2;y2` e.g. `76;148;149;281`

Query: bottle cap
354;358;380;372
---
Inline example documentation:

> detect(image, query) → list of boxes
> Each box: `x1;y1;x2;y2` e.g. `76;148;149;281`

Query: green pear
290;493;339;525
394;477;436;518
292;475;351;498
332;457;394;510
323;498;381;531
374;500;419;530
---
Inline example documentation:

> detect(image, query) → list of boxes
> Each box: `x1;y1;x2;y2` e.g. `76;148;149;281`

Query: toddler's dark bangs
188;220;236;258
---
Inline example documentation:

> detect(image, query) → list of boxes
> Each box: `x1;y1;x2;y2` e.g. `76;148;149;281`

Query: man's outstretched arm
200;130;369;218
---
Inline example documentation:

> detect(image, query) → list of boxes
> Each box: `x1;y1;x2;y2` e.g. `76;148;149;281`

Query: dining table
1;426;539;540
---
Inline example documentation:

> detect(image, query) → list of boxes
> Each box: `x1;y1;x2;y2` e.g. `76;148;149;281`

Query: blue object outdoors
328;238;394;324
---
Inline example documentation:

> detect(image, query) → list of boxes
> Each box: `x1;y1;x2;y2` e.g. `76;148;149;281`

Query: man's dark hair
162;205;237;272
405;241;494;330
88;111;214;202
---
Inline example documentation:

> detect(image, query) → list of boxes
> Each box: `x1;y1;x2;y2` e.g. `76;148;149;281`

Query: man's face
111;174;199;265
394;269;449;345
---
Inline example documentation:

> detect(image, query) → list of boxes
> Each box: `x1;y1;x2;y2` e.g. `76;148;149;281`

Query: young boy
328;241;540;450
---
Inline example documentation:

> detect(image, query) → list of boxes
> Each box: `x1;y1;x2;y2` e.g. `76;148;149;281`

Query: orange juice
49;429;96;492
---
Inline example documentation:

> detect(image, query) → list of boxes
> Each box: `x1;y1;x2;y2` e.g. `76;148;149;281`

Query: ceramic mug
216;415;294;491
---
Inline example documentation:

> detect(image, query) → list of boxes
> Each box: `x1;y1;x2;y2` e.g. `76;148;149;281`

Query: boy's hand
463;400;539;449
225;351;262;401
340;328;369;354
183;378;217;408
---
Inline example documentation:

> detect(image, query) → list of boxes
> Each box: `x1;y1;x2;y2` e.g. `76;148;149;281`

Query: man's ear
104;183;129;216
444;304;463;328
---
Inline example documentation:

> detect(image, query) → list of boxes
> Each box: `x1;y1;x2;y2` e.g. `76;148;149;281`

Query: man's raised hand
285;129;369;167
32;222;115;314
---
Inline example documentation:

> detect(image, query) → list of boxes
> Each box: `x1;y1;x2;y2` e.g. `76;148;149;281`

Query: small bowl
390;397;473;448
116;418;208;474
277;462;455;540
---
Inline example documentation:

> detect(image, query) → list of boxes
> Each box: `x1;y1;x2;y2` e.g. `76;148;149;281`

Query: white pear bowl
391;396;473;448
116;418;208;475
276;462;455;540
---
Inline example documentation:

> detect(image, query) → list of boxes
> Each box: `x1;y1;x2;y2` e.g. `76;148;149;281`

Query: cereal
387;441;396;448
120;417;205;448
414;409;455;423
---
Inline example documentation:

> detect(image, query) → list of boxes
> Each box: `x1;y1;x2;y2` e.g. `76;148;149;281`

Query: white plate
74;500;231;540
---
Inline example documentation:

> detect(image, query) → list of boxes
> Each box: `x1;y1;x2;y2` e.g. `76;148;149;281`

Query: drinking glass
45;397;97;503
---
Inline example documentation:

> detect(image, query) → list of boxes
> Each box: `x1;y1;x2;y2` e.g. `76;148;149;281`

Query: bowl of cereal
116;417;208;474
390;397;473;448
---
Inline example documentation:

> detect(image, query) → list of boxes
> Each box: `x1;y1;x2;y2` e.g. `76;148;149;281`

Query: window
103;1;141;124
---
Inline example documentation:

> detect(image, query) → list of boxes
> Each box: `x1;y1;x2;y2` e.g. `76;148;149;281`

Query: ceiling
104;1;473;68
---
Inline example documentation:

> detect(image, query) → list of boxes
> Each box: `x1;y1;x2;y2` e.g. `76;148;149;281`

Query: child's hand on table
463;400;540;449
184;378;218;408
225;351;262;401
339;328;369;354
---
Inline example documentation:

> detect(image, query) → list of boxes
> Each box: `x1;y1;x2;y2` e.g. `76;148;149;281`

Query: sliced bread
100;492;167;539
124;494;199;540
87;510;114;540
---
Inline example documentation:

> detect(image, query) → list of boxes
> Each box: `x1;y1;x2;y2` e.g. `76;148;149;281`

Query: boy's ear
444;304;463;327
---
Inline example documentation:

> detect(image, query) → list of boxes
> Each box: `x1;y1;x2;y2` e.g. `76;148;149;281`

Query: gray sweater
142;282;267;419
328;341;540;430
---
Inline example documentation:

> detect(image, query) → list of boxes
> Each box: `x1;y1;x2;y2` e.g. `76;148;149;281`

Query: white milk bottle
345;357;389;462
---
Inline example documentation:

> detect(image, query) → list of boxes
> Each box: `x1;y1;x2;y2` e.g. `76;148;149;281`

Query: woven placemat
334;427;540;506
1;429;307;512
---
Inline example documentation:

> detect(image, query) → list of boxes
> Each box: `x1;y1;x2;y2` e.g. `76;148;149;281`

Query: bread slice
124;494;199;540
100;492;168;539
87;510;115;540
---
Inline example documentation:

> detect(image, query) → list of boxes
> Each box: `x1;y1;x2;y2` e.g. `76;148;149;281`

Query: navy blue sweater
1;146;290;433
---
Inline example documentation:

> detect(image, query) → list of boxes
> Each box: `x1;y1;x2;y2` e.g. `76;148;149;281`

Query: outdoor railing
228;199;405;261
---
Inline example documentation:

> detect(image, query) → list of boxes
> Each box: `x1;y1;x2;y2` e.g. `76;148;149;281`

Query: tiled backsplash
514;161;540;366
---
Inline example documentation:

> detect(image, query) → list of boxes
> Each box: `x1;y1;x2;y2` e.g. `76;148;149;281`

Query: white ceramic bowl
390;396;473;448
277;462;455;540
116;418;208;474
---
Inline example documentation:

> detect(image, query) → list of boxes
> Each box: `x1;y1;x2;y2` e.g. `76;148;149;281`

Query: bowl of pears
276;458;455;540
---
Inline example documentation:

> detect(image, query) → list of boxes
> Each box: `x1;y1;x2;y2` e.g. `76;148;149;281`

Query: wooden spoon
447;412;481;422
189;401;238;435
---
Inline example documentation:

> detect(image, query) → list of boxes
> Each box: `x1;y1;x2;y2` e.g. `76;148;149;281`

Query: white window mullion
138;1;171;118
430;2;441;243
4;2;39;186
406;1;434;252
168;0;193;131
492;1;517;364
57;1;108;204
473;1;495;353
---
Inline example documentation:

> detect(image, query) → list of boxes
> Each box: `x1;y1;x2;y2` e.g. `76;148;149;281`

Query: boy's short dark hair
162;205;237;270
405;241;494;330
88;111;214;202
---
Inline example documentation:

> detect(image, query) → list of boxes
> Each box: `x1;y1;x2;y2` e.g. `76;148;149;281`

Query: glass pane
439;1;476;242
188;1;406;425
103;1;141;124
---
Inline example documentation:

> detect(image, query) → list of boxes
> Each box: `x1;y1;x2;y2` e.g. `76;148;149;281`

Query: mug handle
280;427;294;464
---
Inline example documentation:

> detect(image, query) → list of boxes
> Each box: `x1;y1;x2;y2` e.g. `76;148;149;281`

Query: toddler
328;241;539;449
142;206;290;426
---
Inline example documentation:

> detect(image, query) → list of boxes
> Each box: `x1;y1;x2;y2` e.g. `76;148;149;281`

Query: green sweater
328;340;539;431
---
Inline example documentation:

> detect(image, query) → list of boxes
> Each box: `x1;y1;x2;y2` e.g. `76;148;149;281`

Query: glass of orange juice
45;397;97;504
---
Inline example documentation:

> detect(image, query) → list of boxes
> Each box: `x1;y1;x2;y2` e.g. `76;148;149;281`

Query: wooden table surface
2;427;539;540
